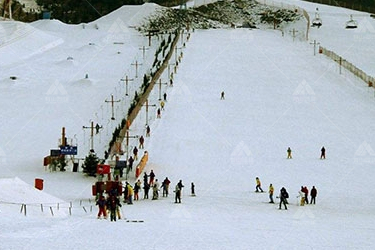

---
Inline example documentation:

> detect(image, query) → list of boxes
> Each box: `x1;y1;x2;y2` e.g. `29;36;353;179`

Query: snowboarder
221;91;225;100
320;146;326;159
146;125;151;137
255;177;264;192
96;195;107;219
310;186;317;204
269;184;274;203
133;146;138;161
161;177;171;197
152;179;159;200
278;187;289;210
287;147;292;159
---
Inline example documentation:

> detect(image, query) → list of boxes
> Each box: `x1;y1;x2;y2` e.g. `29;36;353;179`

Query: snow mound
0;177;64;205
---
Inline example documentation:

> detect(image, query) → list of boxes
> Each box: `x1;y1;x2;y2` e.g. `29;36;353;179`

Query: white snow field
1;0;375;249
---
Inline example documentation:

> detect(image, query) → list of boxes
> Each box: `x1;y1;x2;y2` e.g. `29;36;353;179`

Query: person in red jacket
302;186;309;204
310;186;317;204
96;195;107;219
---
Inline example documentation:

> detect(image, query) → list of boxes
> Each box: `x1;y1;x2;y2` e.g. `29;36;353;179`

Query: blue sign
60;146;78;155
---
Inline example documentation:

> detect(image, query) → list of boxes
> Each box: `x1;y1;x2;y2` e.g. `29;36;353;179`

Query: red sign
97;164;110;174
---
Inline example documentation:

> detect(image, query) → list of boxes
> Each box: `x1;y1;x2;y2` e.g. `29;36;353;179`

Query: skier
127;183;134;205
310;186;317;204
134;179;142;201
128;156;134;171
255;177;264;192
191;182;195;196
149;170;155;186
143;182;150;199
160;101;165;111
163;92;167;101
287;147;292;159
302;186;309;204
161;177;171;197
175;184;182;203
143;172;148;186
157;108;161;118
221;91;225;100
278;187;289;210
96;195;107;219
146;125;151;137
152;179;159;200
107;195;122;221
298;187;306;206
133;146;138;161
139;136;145;149
320;146;326;159
269;184;274;203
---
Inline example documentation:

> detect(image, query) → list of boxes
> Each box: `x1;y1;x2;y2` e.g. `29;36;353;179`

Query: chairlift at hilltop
311;12;322;28
345;15;358;29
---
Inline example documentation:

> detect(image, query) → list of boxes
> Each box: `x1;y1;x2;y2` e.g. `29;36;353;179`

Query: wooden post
83;121;95;150
61;127;66;146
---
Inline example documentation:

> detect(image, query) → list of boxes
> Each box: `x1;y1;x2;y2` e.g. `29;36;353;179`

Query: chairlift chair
345;15;358;29
311;12;322;28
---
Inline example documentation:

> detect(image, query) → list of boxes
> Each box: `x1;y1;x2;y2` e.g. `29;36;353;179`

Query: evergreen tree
82;152;99;176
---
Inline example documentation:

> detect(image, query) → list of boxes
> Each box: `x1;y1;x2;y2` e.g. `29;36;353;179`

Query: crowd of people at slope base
96;169;196;221
256;177;318;210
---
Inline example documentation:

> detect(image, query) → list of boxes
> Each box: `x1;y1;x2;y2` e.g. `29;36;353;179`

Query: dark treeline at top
34;0;189;24
303;0;375;14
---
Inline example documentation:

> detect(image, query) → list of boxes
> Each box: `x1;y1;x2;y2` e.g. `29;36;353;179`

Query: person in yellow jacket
255;177;264;192
269;184;274;203
127;184;134;205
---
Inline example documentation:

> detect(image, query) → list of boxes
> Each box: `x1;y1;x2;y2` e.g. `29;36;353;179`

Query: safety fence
319;46;375;86
1;199;98;217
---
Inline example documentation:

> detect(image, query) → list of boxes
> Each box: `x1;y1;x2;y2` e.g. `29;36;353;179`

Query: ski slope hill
1;1;375;249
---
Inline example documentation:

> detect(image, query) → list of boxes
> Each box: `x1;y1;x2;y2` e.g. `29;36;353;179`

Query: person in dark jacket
139;136;145;149
107;195;121;221
310;186;317;204
279;187;288;210
143;182;150;199
161;177;171;197
320;147;326;159
133;146;138;160
128;156;134;171
149;170;155;186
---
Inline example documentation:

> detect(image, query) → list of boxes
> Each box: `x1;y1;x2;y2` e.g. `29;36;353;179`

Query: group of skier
286;146;326;159
256;177;318;210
